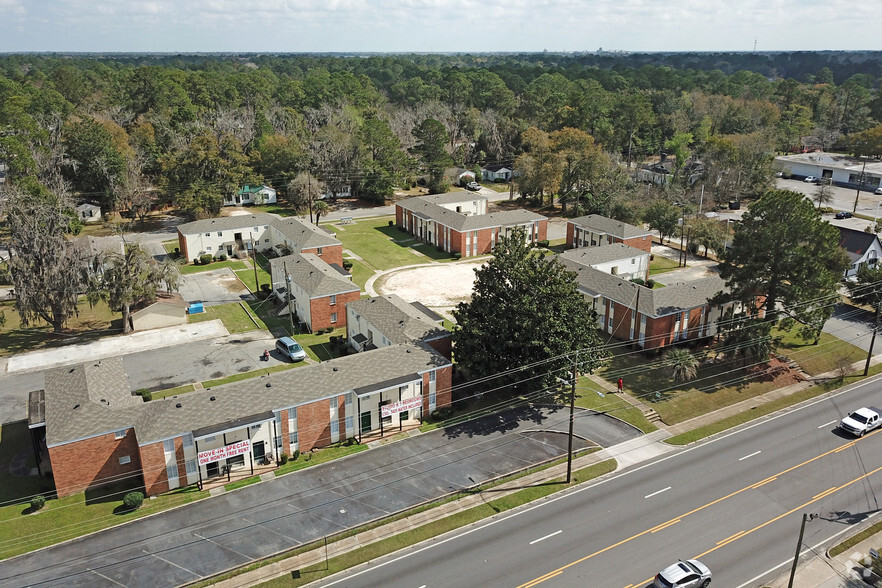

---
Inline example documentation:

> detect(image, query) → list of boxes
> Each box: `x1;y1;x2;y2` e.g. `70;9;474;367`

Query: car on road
804;176;817;183
834;211;853;219
875;187;882;195
466;181;480;191
653;559;712;587
839;407;882;437
275;337;307;362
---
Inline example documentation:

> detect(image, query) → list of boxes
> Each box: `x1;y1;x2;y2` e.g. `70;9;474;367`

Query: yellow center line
717;530;746;545
650;519;681;533
812;486;837;500
517;433;877;588
751;476;777;489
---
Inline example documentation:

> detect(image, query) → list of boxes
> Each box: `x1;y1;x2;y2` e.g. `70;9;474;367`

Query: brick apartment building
566;215;653;253
346;294;452;360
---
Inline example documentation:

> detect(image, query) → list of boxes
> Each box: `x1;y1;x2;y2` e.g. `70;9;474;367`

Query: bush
292;449;300;461
218;254;227;261
30;495;46;511
388;220;394;226
536;239;549;248
199;253;213;265
453;252;462;259
134;388;152;402
193;258;201;265
646;279;656;288
342;261;353;270
630;278;645;286
123;491;144;510
279;453;289;465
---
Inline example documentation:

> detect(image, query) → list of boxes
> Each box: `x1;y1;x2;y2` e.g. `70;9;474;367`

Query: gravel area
376;261;485;306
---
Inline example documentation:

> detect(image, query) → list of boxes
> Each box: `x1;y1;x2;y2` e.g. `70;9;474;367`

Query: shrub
342;261;353;270
279;453;289;465
193;258;201;265
134;388;152;402
30;495;46;511
292;449;300;461
199;253;213;265
174;247;179;254
453;252;462;259
218;254;227;261
388;220;394;226
630;278;645;286
123;491;144;510
536;239;549;248
646;279;656;288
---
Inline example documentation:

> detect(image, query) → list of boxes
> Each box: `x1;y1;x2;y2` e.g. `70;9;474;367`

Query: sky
1;0;879;54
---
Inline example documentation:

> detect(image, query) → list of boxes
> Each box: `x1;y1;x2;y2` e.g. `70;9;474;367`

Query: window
345;415;354;431
119;455;131;465
114;429;126;439
264;225;269;229
289;430;298;445
205;436;216;442
166;464;178;480
608;316;614;328
331;313;337;323
329;294;336;305
182;433;193;448
331;418;339;434
275;435;282;448
163;439;175;453
186;460;197;475
317;247;323;255
254;227;259;232
429;370;436;382
205;232;211;237
206;246;212;251
429;391;436;410
217;231;223;237
289;406;297;419
264;238;270;243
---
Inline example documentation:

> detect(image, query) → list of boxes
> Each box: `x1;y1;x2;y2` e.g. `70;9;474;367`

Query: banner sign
381;396;423;418
197;440;251;466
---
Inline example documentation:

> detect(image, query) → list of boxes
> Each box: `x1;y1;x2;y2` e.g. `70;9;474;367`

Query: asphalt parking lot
0;406;640;588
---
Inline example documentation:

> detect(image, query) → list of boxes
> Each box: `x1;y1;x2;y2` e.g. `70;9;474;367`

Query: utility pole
865;302;880;376
788;513;814;588
308;172;314;224
853;157;867;213
566;353;577;484
283;261;295;336
249;232;259;292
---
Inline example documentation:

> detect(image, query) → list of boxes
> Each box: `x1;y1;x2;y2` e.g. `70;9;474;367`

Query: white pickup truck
839;407;882;437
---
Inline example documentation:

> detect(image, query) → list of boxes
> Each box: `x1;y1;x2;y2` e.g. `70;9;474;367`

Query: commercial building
773;152;882;190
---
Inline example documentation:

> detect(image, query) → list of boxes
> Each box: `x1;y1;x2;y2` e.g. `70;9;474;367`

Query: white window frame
119;455;131;465
114;429;126;439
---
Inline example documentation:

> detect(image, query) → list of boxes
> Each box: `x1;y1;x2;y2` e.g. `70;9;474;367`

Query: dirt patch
746;356;804;387
376;262;485;306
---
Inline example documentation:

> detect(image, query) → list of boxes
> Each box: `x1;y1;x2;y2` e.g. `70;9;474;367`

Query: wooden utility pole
283;261;295;336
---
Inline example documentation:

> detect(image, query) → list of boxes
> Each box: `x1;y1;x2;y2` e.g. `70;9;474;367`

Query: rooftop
348;294;448;345
558;243;649;267
568;215;652;239
269;252;360;298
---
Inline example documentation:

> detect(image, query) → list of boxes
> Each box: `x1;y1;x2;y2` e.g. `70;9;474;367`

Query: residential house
396;192;547;258
76;202;102;223
838;226;882;279
346;294;451;360
566;215;654;253
559;243;650;282
225;185;277;206
29;344;452;497
269;252;361;332
559;255;733;350
177;214;343;266
481;164;513;182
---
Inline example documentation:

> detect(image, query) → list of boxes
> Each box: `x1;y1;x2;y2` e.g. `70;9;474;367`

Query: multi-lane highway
317;377;882;587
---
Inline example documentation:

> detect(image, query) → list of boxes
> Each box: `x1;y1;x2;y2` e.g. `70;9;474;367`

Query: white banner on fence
197;440;251;466
381;396;423;418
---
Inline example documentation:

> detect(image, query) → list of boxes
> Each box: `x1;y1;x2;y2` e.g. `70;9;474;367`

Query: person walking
617;377;623;393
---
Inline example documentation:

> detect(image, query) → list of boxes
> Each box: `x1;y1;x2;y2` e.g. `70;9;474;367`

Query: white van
275;337;307;362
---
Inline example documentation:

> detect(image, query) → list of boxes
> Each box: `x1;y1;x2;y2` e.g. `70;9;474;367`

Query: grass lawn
274;442;368;476
0;421;208;560
345;259;374;290
412;243;457;261
0;298;121;357
649;255;681;275
774;327;864;376
480;182;512;193
329;217;424;271
162;239;179;256
178;260;248;275
188;302;264;333
573;375;657;433
234;264;272;294
152;384;195;399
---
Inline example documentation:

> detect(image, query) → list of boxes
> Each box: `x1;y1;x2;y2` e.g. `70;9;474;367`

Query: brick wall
178;230;189;262
309;289;360;331
566;222;576;248
449;229;464;256
621;235;652;253
139;440;171;496
302;244;343;267
425;335;452;361
298;398;331;451
49;429;143;498
423;365;453;413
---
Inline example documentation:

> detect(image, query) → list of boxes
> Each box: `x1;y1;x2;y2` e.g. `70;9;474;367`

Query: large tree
91;242;168;334
411;118;452;194
452;228;607;395
2;186;88;333
644;200;681;245
719;189;848;343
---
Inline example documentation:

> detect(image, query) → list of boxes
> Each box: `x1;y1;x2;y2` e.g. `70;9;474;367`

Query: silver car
653;559;711;588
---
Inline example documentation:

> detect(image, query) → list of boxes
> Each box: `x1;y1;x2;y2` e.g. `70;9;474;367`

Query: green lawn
0;421;208;560
649;255;681;275
188;302;264;333
345;259;374;290
412;243;457;261
774;327;865;376
573;375;656;433
162;239;179;256
480;181;512;193
0;298;121;357
178;260;248;275
234;265;272;294
329;217;424;270
274;442;368;476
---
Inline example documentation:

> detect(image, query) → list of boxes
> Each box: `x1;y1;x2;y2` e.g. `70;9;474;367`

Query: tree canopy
452;228;608;396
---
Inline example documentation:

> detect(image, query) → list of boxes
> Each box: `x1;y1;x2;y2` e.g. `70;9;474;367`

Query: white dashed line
530;530;563;545
739;450;762;461
644;486;671;499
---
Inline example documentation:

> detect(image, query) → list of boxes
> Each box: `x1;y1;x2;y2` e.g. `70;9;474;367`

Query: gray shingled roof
559;257;727;317
558;243;649;267
178;214;340;251
397;194;545;232
348;295;448;344
269;253;359;299
44;344;449;447
569;215;652;239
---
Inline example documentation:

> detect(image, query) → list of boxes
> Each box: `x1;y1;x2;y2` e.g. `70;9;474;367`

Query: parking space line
142;550;200;577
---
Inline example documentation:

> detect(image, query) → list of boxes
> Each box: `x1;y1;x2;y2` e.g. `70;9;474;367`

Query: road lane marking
739;450;761;461
813;486;838;500
517;435;878;588
141;550;199;576
650;519;680;533
835;442;856;452
530;530;562;545
717;530;747;545
818;420;837;428
87;568;126;587
644;486;671;499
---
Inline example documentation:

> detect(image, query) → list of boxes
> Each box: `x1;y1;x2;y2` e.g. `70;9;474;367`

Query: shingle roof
44;344;450;447
396;195;545;231
558;243;649;267
177;214;340;251
558;257;727;317
569;215;652;239
348;294;448;344
838;226;880;263
269;252;360;299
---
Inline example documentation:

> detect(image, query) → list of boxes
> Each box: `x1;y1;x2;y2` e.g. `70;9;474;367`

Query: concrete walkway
207;355;882;588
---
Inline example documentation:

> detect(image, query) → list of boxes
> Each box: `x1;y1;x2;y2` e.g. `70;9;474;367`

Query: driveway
177;267;252;307
0;406;640;588
823;302;877;354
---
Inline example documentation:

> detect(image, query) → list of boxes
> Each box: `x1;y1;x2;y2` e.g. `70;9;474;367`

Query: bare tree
91;241;167;334
812;181;835;210
287;172;325;221
2;186;89;333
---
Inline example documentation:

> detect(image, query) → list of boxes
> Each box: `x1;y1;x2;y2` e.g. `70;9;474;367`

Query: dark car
835;211;853;219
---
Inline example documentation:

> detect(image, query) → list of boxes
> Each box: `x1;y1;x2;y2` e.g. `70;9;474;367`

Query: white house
558;244;650;282
838;226;882;279
481;165;513;182
76;202;102;223
225;185;277;207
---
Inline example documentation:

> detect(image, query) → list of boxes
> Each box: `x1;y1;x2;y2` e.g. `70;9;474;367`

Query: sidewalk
207;355;882;588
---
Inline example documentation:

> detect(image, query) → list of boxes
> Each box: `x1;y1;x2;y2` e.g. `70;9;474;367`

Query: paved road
314;377;882;588
0;331;284;424
0;406;639;587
